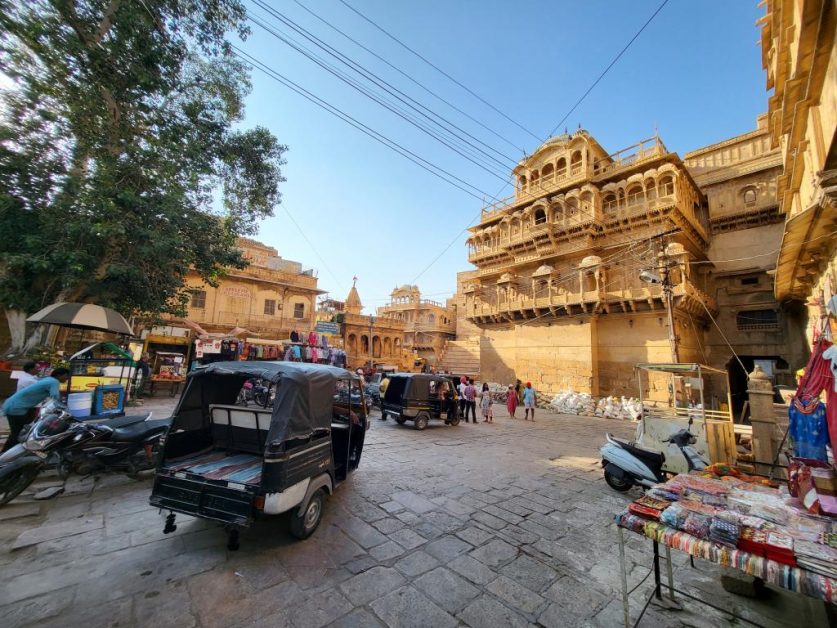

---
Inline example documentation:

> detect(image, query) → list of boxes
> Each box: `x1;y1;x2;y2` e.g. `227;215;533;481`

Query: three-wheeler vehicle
380;373;460;429
149;362;367;549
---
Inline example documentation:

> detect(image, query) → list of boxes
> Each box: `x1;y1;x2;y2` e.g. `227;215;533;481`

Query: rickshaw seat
209;404;271;454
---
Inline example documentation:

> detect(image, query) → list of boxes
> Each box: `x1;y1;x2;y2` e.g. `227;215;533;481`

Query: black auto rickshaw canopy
170;361;360;445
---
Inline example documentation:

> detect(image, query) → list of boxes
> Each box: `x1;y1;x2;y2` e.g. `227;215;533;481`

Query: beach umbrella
27;302;134;335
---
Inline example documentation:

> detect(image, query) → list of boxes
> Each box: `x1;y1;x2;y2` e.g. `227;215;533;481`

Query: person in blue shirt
2;368;70;452
522;381;537;422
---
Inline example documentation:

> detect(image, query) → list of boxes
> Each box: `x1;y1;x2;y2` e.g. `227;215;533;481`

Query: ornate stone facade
460;130;715;397
319;280;409;370
684;116;808;415
376;285;456;367
761;0;836;340
172;238;323;338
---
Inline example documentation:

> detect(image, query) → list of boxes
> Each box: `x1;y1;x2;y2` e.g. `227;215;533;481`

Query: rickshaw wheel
395;416;406;424
414;412;430;430
290;488;326;540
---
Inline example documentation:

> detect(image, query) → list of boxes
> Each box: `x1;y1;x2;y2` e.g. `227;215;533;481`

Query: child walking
480;383;494;423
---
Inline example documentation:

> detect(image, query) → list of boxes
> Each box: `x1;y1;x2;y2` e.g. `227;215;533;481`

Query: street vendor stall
636;363;737;471
614;466;837;627
65;342;134;418
143;330;191;397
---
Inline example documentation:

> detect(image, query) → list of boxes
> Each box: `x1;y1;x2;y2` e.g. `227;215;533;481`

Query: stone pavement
0;402;830;627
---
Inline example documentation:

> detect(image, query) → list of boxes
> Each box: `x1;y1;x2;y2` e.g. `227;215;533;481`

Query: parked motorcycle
236;378;271;407
0;400;171;506
600;426;708;492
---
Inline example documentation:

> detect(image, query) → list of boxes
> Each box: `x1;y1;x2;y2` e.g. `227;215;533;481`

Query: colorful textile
788;398;829;461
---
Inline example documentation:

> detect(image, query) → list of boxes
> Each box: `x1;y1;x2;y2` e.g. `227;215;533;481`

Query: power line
547;0;670;137
230;47;496;202
256;1;518;170
291;0;527;154
280;205;346;293
338;0;543;143
249;5;515;183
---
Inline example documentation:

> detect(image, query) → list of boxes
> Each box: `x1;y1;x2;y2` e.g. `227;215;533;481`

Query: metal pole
663;265;679;364
618;526;630;628
665;545;675;601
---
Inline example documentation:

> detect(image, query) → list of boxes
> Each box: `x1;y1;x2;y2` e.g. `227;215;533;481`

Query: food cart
149;351;187;397
65;342;135;418
636;363;736;472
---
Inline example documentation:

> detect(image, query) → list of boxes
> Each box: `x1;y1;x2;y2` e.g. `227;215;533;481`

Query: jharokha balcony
463;275;715;324
468;133;710;272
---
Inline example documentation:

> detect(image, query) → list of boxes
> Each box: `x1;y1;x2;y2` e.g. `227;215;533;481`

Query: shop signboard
315;321;340;335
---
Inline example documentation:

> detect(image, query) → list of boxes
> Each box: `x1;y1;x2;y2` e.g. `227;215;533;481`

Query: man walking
2;367;70;452
458;376;467;419
15;362;39;392
523;381;536;421
464;378;477;424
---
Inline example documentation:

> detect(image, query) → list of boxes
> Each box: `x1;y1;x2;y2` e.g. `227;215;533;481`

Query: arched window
626;185;643;206
541;163;554;182
534;208;547;224
556;157;567;177
743;188;757;204
570;150;582;174
659;175;675;196
428;313;436;324
361;335;369;354
530;170;539;190
519;175;527;192
603;193;617;213
565;197;579;218
645;180;657;201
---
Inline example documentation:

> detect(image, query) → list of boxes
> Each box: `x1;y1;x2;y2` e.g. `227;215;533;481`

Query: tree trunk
4;308;45;356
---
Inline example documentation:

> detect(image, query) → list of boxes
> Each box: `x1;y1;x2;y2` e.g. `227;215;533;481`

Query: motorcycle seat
611;437;665;469
89;414;153;429
111;418;171;442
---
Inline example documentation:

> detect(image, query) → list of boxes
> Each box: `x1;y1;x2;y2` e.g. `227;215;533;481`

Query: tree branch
94;0;122;45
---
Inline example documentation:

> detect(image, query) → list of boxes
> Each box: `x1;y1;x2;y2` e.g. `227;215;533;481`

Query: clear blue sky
236;0;768;312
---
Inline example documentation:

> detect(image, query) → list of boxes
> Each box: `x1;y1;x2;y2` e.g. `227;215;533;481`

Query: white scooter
600;423;708;492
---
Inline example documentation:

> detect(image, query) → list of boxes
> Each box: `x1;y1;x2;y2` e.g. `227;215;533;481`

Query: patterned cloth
789;398;829;461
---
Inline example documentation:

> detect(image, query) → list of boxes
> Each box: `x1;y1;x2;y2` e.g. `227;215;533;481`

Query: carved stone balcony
464;279;716;324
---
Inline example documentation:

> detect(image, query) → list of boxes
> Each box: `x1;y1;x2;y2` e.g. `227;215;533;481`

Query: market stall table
148;375;184;397
614;470;837;627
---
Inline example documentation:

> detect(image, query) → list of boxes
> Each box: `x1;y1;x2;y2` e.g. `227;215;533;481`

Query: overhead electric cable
291;0;527;154
254;1;518;170
547;0;670;137
338;0;544;143
246;11;512;184
231;46;495;201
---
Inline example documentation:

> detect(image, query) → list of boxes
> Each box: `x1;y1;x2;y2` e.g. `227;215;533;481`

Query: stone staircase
437;338;481;376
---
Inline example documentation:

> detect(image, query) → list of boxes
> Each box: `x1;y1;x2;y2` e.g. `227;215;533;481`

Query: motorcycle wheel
56;456;73;481
0;465;40;506
604;468;632;492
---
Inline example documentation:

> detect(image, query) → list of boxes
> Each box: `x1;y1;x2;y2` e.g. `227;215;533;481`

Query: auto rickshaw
380;373;460;429
149;362;367;549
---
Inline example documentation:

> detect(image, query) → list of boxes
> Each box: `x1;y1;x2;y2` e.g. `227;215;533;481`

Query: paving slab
485;574;547;615
370;586;457;628
11;514;104;550
413;566;481;613
457;594;529;628
338;566;406;606
393;550;440;577
468;538;518;568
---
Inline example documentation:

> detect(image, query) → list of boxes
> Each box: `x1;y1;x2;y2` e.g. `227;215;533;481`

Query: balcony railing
466;279;715;320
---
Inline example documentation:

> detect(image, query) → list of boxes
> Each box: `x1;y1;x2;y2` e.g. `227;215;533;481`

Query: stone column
748;365;777;475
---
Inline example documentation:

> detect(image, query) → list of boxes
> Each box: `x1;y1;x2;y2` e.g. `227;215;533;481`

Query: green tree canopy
0;0;286;351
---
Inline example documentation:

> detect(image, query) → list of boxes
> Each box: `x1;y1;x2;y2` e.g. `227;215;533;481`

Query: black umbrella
27;302;134;335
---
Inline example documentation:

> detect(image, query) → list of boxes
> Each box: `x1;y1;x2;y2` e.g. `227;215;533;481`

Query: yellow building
175;238;323;339
761;0;836;339
318;280;410;370
684;115;808;415
376;285;456;367
460;129;714;398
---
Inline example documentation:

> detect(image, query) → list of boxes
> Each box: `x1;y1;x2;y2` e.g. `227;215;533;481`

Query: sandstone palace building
456;120;807;407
